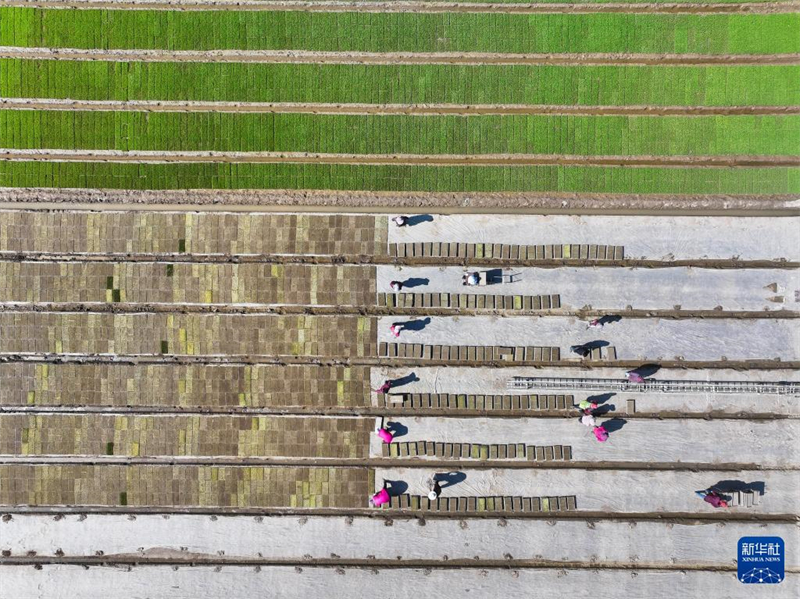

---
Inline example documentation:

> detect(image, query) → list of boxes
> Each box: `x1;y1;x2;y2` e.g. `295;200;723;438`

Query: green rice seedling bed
2;8;798;55
2;110;798;157
1;161;797;194
3;60;798;107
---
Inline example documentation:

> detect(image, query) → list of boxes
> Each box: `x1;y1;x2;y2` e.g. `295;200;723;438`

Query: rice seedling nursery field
3;8;799;54
5;61;798;107
2;5;800;597
3;111;799;156
0;4;798;193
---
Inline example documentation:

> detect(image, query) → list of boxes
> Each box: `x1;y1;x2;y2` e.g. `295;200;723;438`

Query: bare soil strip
2;456;785;471
3;149;798;168
4;406;792;420
3;189;798;215
3;505;795;523
2;353;797;370
5;99;799;117
5;0;799;15
2;252;795;269
3;47;798;66
1;302;796;319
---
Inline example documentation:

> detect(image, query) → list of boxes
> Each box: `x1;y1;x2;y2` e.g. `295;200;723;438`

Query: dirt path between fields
3;47;799;66
1;352;798;371
6;0;800;15
5;99;799;117
3;149;798;167
1;302;797;318
2;188;798;214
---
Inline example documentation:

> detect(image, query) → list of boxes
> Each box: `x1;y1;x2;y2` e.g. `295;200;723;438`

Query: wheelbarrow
463;269;516;286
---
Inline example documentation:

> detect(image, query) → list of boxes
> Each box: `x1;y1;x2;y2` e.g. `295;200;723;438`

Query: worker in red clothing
374;380;392;394
695;489;729;508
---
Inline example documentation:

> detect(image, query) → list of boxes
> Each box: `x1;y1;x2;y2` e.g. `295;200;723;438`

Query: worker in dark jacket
570;344;591;358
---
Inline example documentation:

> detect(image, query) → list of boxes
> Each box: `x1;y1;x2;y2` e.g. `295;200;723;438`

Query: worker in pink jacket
695;489;729;508
624;371;645;383
369;487;391;507
593;425;609;442
376;427;394;444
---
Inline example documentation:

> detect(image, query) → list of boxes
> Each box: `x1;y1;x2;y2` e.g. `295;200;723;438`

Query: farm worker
695;489;728;508
392;216;409;227
369;487;391;507
374;380;392;394
570;344;590;358
578;399;598;412
389;323;402;338
462;272;479;286
593;425;609;442
390;280;403;291
428;479;442;501
376;427;394;444
581;413;597;428
624;371;645;383
427;477;442;501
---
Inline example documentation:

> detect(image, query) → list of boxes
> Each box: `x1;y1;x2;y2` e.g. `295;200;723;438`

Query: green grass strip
3;60;799;107
2;111;798;156
0;161;797;194
2;8;798;54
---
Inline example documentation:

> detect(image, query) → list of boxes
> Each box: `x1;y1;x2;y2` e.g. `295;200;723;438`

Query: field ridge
3;47;800;65
4;99;800;116
4;0;799;13
4;149;800;167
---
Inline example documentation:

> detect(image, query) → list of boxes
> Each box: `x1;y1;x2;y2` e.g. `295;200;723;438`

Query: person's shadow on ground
391;372;419;388
402;278;429;289
405;215;434;227
398;317;431;332
629;364;661;379
433;472;467;489
594;403;616;416
597;315;622;326
584;340;610;350
383;480;409;496
603;418;627;433
385;421;408;438
710;480;766;496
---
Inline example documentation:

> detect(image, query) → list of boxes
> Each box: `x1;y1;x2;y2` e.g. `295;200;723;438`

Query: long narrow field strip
3;8;798;55
0;312;378;358
0;262;377;306
0;464;371;508
3;48;799;66
3;150;798;167
2;161;797;193
4;99;800;116
4;1;799;14
0;414;373;458
0;210;388;255
4;61;797;107
2;111;798;156
0;363;373;409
